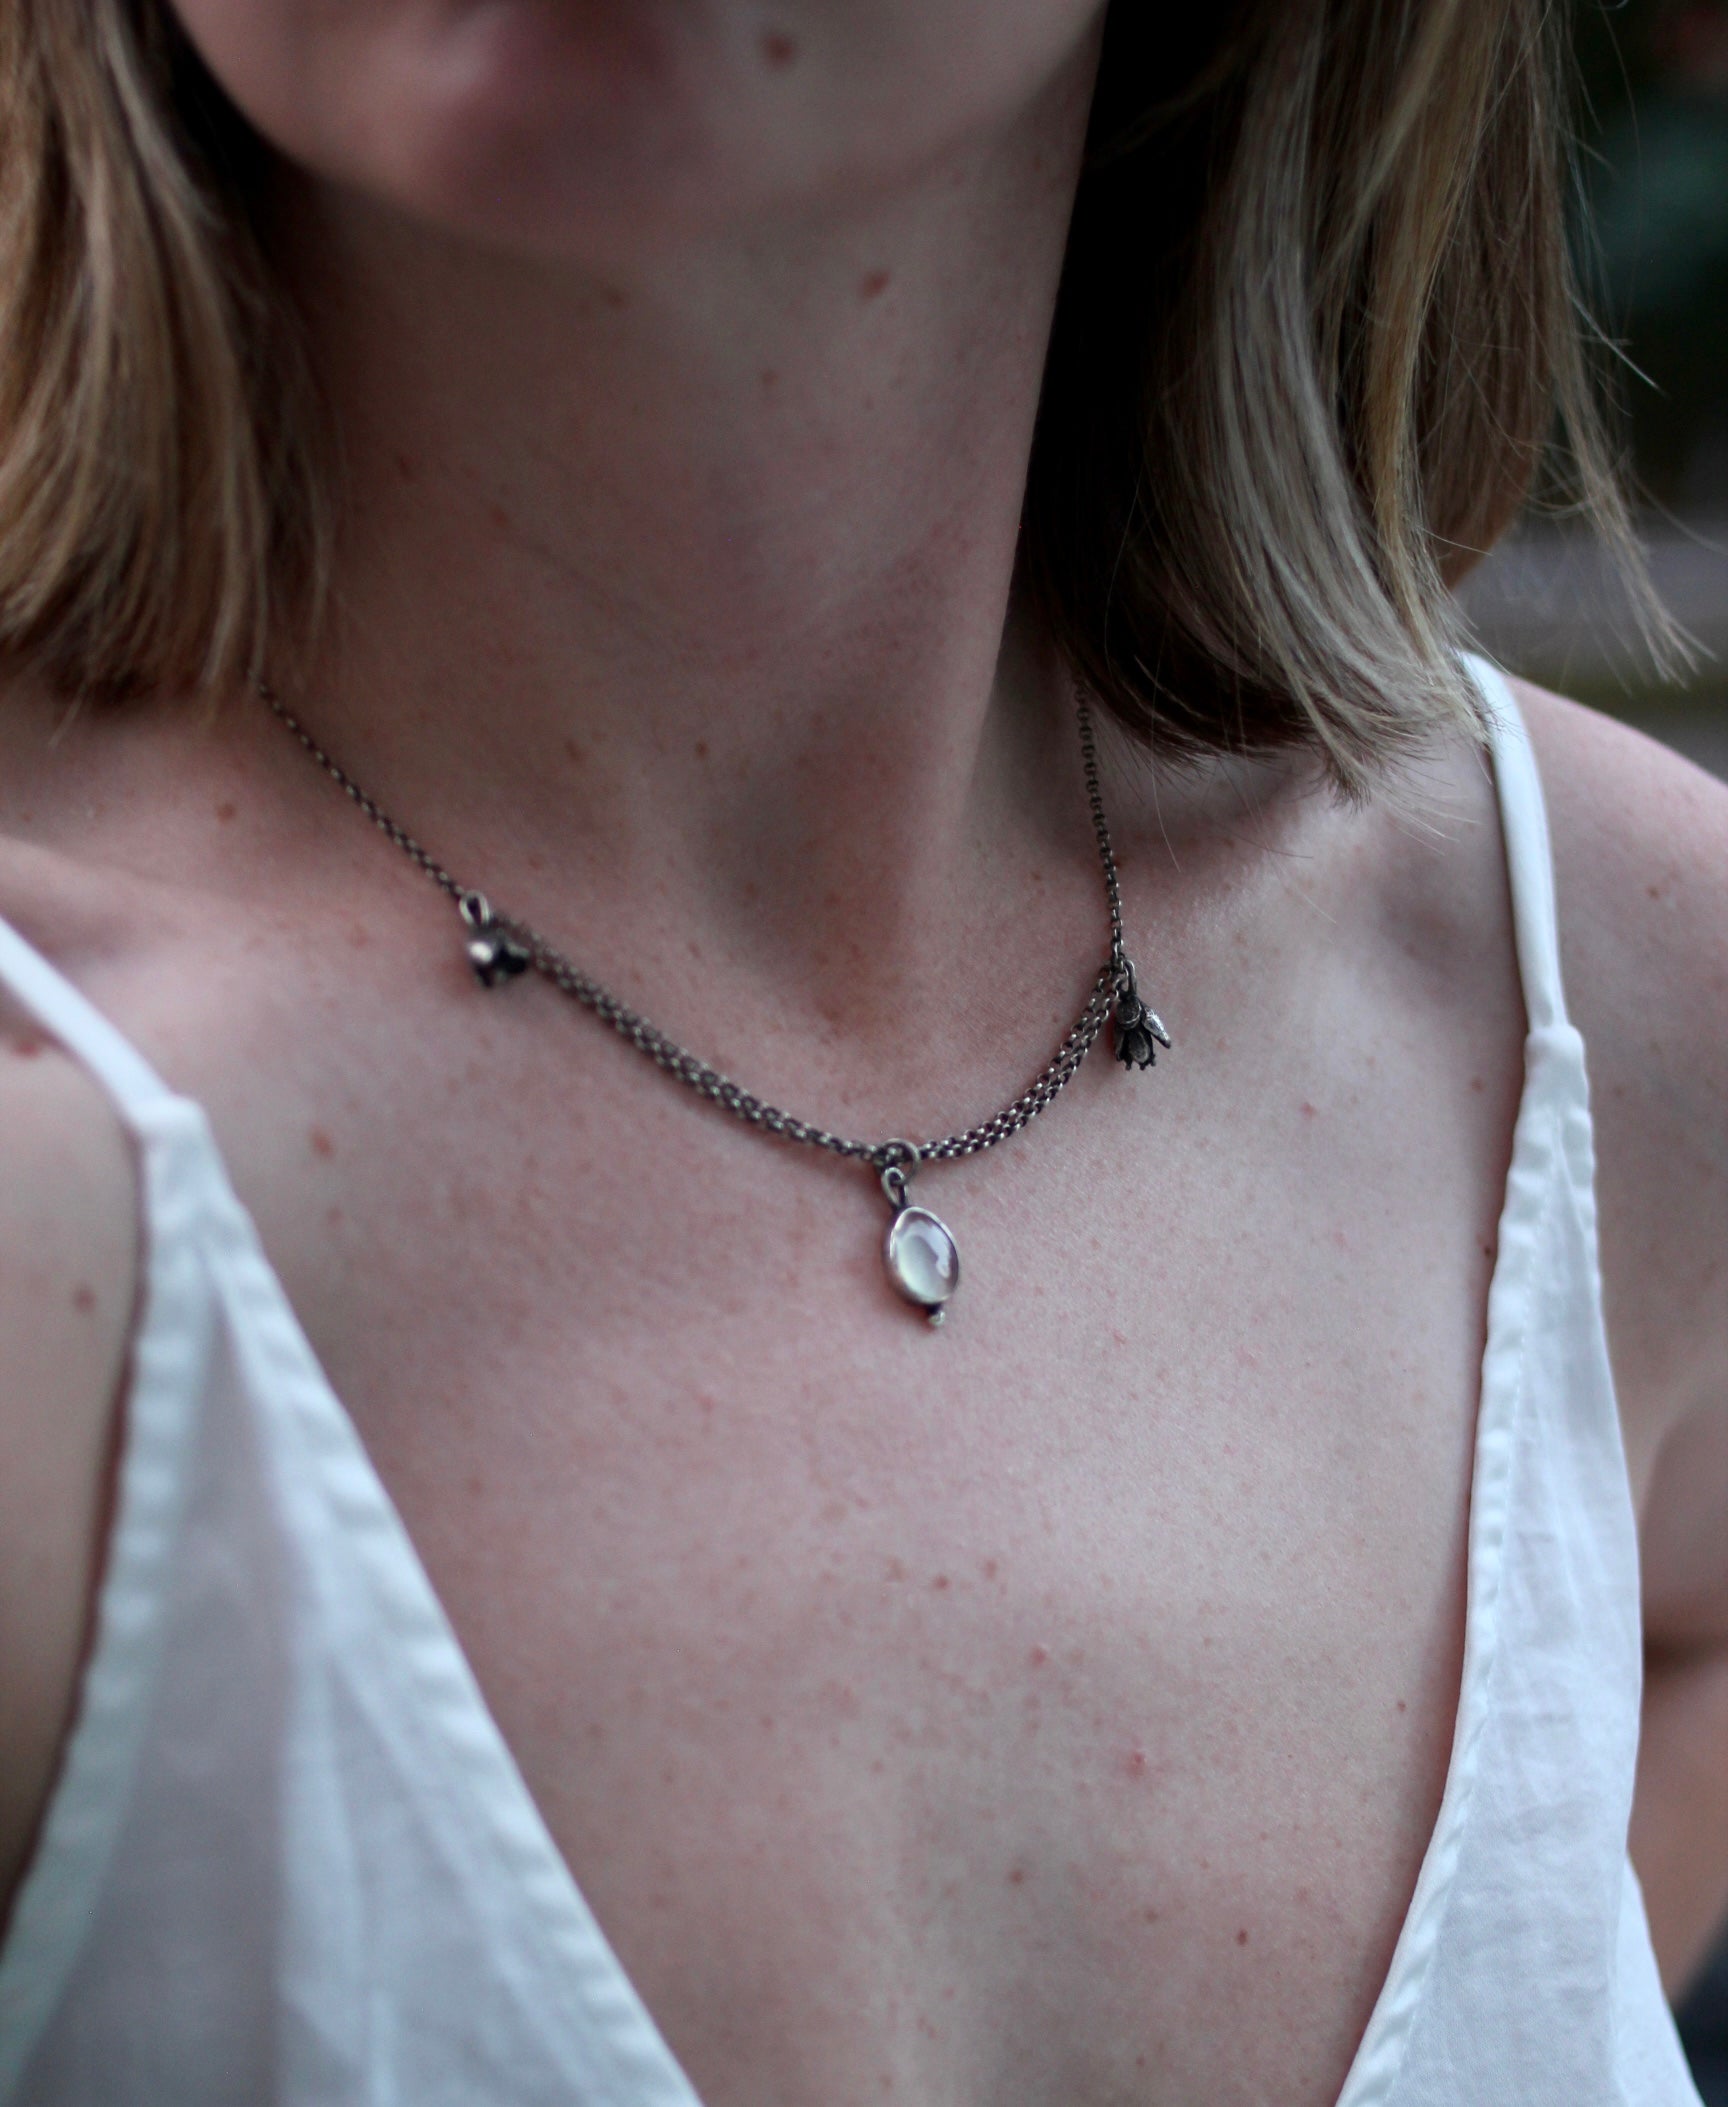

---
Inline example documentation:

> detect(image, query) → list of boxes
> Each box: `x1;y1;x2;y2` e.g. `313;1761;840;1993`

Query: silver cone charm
459;891;532;987
1112;962;1170;1071
878;1151;959;1326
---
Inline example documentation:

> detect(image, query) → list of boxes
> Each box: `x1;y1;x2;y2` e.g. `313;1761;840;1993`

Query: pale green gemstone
885;1206;960;1315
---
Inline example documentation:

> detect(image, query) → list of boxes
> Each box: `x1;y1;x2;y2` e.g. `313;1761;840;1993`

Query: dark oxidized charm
1112;964;1170;1071
458;890;532;987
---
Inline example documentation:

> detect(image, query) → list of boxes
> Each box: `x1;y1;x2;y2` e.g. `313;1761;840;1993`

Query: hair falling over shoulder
0;2;322;706
1025;0;1664;789
0;0;1663;785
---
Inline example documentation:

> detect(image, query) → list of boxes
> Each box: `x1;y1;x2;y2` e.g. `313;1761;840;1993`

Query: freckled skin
78;721;1509;2107
0;1;1720;2100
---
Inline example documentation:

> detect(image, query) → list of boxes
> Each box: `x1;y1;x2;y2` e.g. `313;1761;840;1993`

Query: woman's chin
350;3;729;258
174;0;1104;267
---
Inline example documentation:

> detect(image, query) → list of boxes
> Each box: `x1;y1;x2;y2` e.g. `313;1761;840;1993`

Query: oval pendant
884;1204;960;1326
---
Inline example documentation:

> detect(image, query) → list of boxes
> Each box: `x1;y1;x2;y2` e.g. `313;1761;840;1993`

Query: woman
0;1;1723;2101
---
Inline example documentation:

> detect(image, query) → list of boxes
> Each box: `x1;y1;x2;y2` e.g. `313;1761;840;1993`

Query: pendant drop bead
878;1151;959;1324
885;1205;961;1325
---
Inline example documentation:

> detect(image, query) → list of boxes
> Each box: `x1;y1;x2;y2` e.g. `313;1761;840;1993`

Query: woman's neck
277;54;1097;1023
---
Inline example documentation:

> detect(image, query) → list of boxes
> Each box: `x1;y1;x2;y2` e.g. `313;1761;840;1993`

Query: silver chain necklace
262;684;1169;1326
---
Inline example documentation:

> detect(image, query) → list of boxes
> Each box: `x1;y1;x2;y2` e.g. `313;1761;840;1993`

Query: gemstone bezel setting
883;1203;960;1326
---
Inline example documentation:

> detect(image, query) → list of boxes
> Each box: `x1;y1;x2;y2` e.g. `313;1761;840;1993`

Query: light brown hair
0;0;1646;785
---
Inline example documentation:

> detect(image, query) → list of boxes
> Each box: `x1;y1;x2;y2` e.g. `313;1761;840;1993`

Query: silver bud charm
1112;963;1170;1072
458;891;532;988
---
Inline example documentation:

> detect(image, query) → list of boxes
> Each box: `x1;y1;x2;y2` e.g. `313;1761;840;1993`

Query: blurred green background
1458;0;1728;781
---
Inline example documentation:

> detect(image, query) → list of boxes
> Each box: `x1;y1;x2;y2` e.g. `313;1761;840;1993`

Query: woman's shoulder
1510;677;1728;1481
1512;677;1728;1011
0;674;144;1910
1510;676;1728;1138
0;1000;137;1919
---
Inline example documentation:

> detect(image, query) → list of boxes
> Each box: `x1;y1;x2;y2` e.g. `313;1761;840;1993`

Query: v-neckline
175;1014;1553;2106
42;1014;1549;2107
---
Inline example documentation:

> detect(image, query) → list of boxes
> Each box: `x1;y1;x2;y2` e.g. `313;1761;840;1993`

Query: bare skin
0;3;1725;2102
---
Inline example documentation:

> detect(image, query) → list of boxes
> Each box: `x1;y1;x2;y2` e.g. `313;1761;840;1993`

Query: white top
0;660;1703;2105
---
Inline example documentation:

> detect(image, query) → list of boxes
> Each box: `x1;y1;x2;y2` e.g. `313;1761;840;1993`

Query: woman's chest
325;1251;1474;2107
77;818;1522;2103
226;1021;1502;2106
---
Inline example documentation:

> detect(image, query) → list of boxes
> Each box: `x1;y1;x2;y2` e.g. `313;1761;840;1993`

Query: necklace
263;685;1169;1327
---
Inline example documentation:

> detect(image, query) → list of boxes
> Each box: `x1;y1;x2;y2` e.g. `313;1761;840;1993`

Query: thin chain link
1077;697;1127;980
262;685;1136;1175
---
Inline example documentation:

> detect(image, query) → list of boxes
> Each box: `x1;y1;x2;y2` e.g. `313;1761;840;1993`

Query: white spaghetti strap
1462;653;1570;1036
0;914;184;1127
